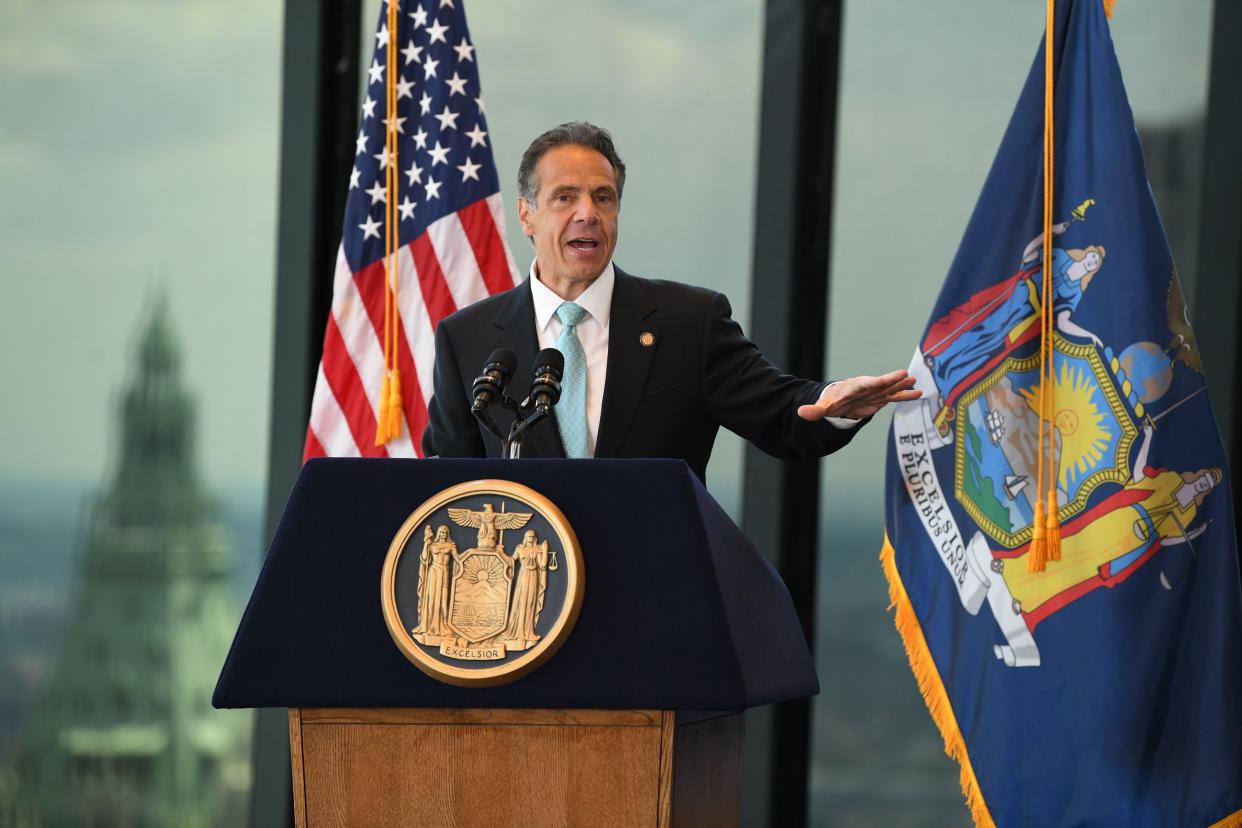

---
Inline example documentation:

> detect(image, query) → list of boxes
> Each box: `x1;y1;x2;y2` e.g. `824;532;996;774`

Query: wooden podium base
288;707;743;826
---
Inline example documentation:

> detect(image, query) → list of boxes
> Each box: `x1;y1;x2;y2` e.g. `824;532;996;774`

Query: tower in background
17;299;249;826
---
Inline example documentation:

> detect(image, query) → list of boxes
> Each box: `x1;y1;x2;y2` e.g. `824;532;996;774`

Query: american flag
303;0;518;460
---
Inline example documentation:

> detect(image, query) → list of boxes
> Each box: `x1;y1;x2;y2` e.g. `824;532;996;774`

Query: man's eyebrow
548;184;582;197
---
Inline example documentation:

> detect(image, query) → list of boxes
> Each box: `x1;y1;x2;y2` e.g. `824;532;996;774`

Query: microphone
528;348;564;413
471;348;517;414
502;348;564;459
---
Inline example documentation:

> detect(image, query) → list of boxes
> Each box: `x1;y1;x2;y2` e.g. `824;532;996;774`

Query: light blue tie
555;301;590;458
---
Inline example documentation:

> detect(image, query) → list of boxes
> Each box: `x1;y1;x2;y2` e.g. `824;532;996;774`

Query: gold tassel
1103;0;1117;19
375;374;392;445
1044;490;1062;562
1027;499;1048;573
386;368;404;439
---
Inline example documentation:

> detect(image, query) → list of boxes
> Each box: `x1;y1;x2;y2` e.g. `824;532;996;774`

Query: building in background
14;301;249;826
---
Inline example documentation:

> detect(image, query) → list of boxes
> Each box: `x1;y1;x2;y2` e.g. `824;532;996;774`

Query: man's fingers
845;371;915;397
874;368;910;385
842;378;919;407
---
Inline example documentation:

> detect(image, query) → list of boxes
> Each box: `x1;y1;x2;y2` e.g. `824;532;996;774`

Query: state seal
380;479;584;686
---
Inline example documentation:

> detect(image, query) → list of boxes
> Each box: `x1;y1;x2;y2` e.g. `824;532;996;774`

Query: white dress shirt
527;261;857;457
529;261;614;456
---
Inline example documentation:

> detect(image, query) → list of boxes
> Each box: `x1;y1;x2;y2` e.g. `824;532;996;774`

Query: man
422;122;917;479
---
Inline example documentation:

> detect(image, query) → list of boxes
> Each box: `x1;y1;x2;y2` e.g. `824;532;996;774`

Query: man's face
1193;471;1217;494
518;144;620;294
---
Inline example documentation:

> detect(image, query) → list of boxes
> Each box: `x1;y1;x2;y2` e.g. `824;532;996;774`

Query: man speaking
422;121;917;478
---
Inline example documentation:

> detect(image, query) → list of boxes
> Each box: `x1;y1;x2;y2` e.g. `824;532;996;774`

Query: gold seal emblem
639;331;655;347
380;479;584;687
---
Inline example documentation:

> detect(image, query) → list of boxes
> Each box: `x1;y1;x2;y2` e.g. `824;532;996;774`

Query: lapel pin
639;331;655;347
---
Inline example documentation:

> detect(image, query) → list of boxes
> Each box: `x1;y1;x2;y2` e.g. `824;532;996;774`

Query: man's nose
572;195;598;223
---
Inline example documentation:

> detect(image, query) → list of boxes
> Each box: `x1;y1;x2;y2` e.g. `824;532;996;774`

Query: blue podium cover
213;458;818;710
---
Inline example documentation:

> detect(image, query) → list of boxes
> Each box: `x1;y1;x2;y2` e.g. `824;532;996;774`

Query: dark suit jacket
422;267;863;480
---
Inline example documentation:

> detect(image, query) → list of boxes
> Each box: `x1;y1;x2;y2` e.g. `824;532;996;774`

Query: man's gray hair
517;121;627;207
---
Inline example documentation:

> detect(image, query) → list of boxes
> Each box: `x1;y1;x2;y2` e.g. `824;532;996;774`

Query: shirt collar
529;260;615;332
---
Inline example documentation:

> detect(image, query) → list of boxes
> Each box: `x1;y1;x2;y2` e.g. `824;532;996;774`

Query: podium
215;459;817;826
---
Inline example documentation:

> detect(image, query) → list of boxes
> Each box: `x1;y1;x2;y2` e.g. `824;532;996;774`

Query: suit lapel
492;280;566;459
595;268;657;458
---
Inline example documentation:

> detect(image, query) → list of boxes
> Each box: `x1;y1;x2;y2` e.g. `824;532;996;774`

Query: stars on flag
457;157;481;182
405;159;424;185
428;142;451;166
445;71;467;97
434;105;459;131
345;0;499;264
359;214;382;240
426;19;450;44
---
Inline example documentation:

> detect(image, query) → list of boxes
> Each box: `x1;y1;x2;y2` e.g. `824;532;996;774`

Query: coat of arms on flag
882;1;1242;824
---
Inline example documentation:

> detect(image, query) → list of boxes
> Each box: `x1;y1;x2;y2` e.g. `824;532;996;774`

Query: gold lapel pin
639;331;655;347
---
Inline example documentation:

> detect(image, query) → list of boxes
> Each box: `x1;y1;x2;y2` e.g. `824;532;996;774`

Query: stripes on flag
308;201;516;459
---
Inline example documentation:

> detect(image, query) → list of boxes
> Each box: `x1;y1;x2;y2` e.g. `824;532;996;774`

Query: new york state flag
882;1;1242;824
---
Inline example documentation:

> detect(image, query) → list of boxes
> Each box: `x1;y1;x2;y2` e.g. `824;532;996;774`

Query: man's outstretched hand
797;369;921;421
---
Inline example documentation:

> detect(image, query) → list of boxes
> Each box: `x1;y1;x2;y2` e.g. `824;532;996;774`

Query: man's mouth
567;238;600;253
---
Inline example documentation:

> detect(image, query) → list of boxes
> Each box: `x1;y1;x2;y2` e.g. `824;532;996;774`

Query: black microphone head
533;347;564;378
529;348;564;409
473;348;519;413
486;348;518;381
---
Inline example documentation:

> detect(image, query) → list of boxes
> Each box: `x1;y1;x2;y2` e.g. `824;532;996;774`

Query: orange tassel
1103;0;1117;19
386;369;404;439
375;374;392;445
1045;490;1062;562
1027;499;1048;573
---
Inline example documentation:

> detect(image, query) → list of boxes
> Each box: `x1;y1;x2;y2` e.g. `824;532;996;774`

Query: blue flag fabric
882;1;1242;825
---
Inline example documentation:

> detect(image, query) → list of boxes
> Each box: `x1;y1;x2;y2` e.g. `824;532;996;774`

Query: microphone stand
472;394;519;447
503;398;554;459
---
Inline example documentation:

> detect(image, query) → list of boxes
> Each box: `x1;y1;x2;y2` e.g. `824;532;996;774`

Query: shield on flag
954;336;1138;548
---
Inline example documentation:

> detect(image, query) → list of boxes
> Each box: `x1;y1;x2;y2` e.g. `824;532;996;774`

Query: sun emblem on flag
1017;360;1112;491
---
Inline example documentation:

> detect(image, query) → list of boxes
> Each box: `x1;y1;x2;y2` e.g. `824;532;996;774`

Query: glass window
815;1;1214;824
0;1;282;823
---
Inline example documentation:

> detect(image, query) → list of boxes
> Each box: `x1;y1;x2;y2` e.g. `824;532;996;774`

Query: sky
0;0;283;489
0;0;1214;508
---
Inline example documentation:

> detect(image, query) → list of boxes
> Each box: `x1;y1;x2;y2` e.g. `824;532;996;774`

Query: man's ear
517;197;534;236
